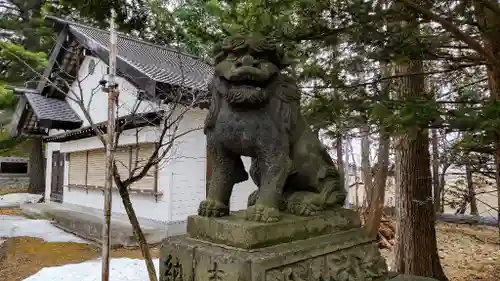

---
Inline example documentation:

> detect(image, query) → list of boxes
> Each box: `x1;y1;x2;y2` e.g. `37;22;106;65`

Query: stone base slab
160;228;389;281
186;208;361;249
21;203;167;247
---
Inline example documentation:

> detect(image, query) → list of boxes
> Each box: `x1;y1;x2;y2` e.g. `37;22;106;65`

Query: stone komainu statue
199;34;347;222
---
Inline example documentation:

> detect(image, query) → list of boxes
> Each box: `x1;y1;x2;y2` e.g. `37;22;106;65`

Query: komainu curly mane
204;74;301;141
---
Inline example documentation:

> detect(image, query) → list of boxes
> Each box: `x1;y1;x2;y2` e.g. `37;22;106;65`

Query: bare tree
69;57;199;281
364;60;391;239
4;23;204;281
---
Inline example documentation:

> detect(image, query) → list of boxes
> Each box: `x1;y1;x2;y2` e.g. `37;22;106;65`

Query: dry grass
437;222;500;281
0;218;498;281
0;208;23;216
0;237;160;281
0;187;31;217
0;187;28;196
0;186;29;217
0;187;162;280
381;221;500;281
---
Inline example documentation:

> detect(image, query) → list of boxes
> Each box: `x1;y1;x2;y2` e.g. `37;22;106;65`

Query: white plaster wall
163;109;206;222
230;157;258;211
165;108;257;222
67;56;157;126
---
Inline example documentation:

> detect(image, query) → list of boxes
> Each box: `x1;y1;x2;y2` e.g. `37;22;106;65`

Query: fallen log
378;232;393;249
437;213;498;227
379;223;394;240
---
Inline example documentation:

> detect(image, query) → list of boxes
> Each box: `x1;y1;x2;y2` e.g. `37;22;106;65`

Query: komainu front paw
198;199;229;217
245;204;280;223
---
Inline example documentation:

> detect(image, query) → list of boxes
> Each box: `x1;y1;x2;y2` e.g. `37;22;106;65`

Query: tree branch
399;0;500;66
478;0;500;16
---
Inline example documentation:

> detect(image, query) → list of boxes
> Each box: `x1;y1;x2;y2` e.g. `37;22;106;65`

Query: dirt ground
437;222;500;281
0;207;23;216
0;186;161;281
0;222;497;281
0;187;30;216
381;222;500;281
0;188;28;196
0;236;161;281
0;186;498;281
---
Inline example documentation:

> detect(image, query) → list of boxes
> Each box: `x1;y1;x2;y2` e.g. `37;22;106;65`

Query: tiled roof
24;93;81;123
67;23;214;91
7;86;83;137
9;18;215;137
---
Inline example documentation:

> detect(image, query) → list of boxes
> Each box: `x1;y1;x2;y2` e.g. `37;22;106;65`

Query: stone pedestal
186;208;362;249
160;209;390;281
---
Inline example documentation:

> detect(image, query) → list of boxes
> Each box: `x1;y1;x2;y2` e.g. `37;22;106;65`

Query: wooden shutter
129;143;156;190
113;146;131;187
68;151;87;186
86;149;106;187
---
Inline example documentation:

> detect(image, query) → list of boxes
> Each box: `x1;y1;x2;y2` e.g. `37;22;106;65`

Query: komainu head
211;34;292;104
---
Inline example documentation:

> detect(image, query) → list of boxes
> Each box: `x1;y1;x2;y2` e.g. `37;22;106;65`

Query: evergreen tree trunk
336;135;345;192
431;129;441;213
16;2;46;196
28;136;45;194
473;0;500;237
361;122;372;211
438;167;448;213
393;59;448;281
466;165;478;216
365;126;389;238
364;60;391;238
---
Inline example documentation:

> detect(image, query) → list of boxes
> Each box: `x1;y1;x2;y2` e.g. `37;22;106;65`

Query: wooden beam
8;96;28;137
37;25;69;92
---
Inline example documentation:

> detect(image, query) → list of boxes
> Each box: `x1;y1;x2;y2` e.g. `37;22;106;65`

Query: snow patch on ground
0;215;86;243
23;258;160;281
0;193;42;208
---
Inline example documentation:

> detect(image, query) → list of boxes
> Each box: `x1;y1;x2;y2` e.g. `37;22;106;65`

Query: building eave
44;110;164;143
7;87;83;137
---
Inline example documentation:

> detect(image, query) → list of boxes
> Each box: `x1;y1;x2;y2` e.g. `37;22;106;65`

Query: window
0;162;28;174
68;143;157;190
88;59;96;75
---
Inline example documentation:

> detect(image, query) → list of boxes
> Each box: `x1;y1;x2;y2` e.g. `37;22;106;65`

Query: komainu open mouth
224;84;269;105
228;68;270;84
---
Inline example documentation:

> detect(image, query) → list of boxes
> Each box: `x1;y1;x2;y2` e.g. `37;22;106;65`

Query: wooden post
102;9;118;281
344;137;350;208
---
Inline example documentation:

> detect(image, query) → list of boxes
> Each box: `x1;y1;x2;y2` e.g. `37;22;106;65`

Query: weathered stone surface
389;274;440;281
200;34;346;223
0;176;29;189
160;228;388;281
187;208;361;249
21;203;167;247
